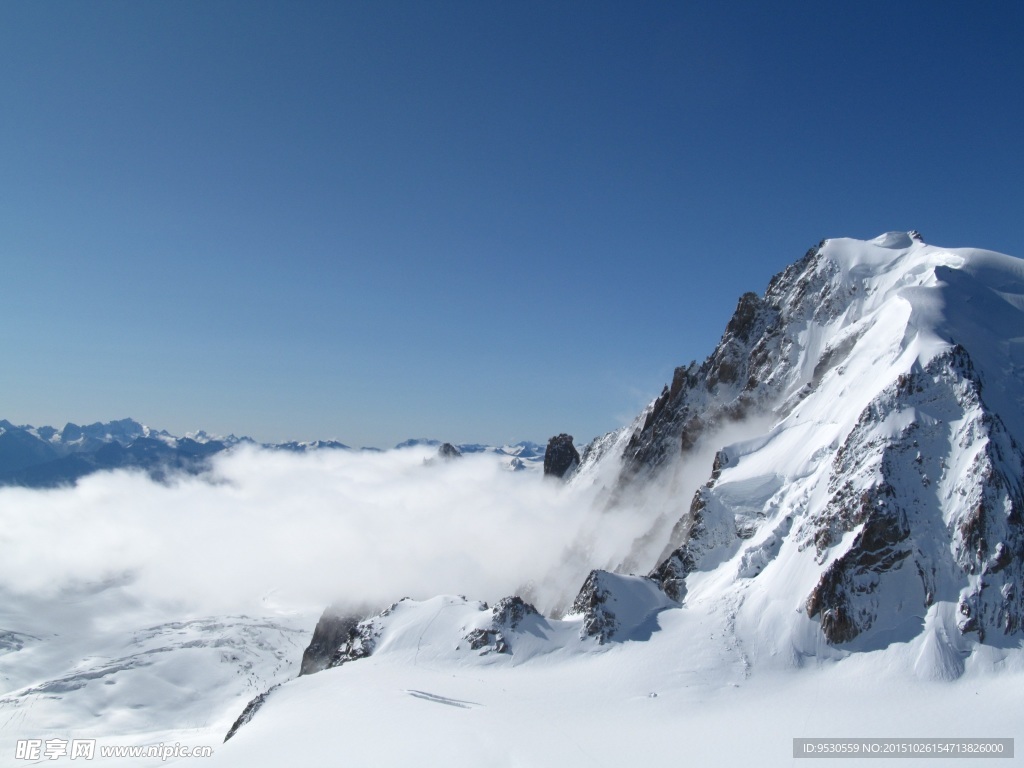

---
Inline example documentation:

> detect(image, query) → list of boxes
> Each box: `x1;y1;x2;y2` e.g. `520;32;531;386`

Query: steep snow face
606;235;1024;481
603;234;1024;660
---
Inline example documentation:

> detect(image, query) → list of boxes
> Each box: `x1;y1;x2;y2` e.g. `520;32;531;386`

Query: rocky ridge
587;232;1024;649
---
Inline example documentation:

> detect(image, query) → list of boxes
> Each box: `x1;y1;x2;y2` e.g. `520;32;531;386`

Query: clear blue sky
2;2;1022;448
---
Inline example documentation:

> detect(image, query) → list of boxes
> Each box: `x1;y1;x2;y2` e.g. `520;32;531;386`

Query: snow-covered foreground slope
211;594;1024;768
0;581;312;767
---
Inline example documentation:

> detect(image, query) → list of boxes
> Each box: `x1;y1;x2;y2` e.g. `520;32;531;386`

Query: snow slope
0;580;311;767
209;591;1024;767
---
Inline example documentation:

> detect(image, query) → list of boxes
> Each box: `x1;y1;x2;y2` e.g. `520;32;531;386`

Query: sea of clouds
0;445;667;621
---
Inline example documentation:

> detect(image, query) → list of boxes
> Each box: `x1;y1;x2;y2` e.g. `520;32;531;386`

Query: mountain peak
577;234;1024;658
868;230;918;249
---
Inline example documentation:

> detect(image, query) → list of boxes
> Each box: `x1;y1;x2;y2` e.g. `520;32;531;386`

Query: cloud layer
1;447;619;619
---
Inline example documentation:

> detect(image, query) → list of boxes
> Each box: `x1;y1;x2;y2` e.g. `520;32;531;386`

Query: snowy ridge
308;578;676;675
627;235;1024;665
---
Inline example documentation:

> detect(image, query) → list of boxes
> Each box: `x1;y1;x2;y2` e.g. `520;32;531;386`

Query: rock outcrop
543;434;580;478
571;570;676;644
299;605;364;676
437;442;463;460
462;596;541;656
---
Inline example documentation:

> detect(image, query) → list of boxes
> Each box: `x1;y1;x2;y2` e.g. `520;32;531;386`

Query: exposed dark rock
631;245;1024;648
299;605;363;676
571;570;619;644
710;448;730;481
224;684;280;742
543;434;580;478
491;595;540;629
648;548;693;602
461;596;540;655
724;292;762;343
811;330;864;387
323;600;417;670
464;628;509;654
570;570;675;644
804;502;912;644
437;442;463;460
615;247;831;481
577;235;1024;654
327;620;380;669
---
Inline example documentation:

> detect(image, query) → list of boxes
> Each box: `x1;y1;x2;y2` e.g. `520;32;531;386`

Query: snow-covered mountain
0;419;230;487
604;231;1024;658
210;232;1024;765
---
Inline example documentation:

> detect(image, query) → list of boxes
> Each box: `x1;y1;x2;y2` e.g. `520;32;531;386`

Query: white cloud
0;415;789;628
0;446;616;619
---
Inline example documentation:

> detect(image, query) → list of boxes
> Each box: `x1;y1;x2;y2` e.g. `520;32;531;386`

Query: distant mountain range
0;418;545;487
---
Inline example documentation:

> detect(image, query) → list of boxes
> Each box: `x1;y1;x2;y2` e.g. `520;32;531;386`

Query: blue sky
2;2;1022;448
